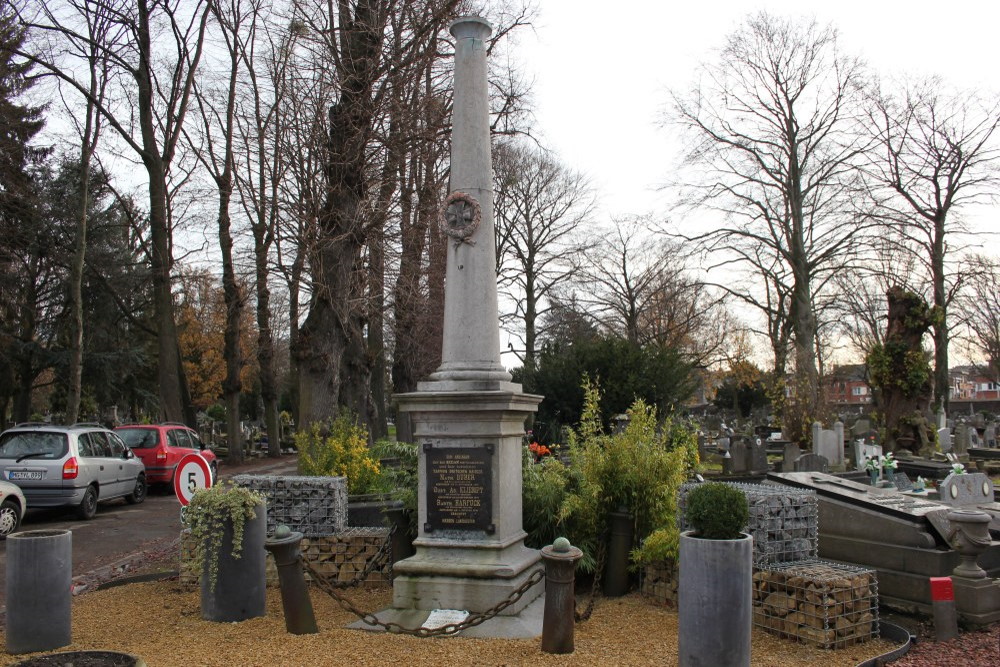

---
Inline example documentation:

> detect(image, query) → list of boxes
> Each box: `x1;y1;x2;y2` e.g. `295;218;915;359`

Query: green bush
684;482;748;540
295;414;381;495
551;378;700;571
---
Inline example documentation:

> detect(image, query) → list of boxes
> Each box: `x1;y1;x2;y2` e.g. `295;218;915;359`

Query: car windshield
115;428;157;449
0;432;69;460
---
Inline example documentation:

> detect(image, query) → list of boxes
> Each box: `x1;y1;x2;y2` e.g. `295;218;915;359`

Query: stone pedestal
389;387;542;619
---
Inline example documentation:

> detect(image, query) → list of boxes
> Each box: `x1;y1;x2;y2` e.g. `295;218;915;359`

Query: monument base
348;590;544;639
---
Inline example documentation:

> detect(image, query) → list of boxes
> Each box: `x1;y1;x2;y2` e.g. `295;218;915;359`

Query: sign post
174;453;213;506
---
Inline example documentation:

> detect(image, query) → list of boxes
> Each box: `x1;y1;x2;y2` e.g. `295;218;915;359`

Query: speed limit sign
174;453;213;506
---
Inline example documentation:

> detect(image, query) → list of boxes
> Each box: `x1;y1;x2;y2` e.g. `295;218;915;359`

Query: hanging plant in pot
677;482;752;667
184;482;267;622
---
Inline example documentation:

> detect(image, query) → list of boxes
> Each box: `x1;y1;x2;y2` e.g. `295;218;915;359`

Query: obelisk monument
376;15;543;638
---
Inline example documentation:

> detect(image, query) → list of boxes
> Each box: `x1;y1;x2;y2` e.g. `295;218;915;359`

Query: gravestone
937;472;994;507
729;438;749;474
717;435;731;454
985;425;997;448
812;421;844;468
782;442;801;473
937;408;947;431
854;442;883;472
892;472;914;492
750;438;768;473
385;17;543;638
851;419;872;439
954;424;970;456
794;453;829;473
938;427;953;453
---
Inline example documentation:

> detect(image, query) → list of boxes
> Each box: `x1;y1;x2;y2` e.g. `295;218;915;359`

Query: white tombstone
854;441;883;472
813;421;844;468
938;427;953;453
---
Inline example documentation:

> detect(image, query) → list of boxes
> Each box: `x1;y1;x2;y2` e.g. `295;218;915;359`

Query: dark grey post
264;526;318;634
201;502;267;622
540;537;583;654
602;508;633;597
6;529;72;654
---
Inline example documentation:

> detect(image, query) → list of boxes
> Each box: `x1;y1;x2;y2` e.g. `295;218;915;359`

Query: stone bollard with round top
540;537;583;654
264;524;318;634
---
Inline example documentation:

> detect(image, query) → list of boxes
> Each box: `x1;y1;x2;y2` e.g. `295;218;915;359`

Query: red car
114;423;218;488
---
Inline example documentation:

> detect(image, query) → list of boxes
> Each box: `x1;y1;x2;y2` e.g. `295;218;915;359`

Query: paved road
0;455;297;609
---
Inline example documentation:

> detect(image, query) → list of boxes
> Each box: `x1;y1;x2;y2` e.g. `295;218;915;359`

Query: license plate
9;471;42;480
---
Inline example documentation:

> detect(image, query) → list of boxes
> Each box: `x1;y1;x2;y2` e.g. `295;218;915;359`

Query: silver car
0;479;26;538
0;423;146;519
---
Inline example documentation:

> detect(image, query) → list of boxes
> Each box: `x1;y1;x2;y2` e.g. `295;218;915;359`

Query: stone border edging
855;620;914;667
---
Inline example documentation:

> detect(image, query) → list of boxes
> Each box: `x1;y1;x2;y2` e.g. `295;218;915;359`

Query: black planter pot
201;502;267;622
347;494;402;527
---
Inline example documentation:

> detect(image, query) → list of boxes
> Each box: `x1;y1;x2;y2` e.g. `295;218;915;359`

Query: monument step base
348;592;544;639
391;567;542;617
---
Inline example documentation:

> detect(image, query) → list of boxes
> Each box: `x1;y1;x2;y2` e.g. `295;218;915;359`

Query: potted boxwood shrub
677;482;752;667
185;482;267;622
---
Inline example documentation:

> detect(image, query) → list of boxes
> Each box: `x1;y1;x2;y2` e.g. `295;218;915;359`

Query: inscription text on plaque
425;444;493;533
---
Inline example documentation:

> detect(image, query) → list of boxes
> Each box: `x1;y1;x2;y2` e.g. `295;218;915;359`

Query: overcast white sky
516;0;1000;220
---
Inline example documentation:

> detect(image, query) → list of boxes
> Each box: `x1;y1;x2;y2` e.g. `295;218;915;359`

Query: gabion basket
232;474;347;538
679;482;818;566
752;558;879;649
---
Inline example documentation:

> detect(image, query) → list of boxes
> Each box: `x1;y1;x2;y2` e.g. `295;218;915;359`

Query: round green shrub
685;482;748;540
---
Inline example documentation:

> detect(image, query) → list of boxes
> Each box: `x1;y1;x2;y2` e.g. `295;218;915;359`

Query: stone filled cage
679;482;818;566
231;474;347;538
753;558;879;649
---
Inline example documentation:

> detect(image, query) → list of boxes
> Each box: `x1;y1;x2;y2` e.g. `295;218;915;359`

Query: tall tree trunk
932;213;949;414
65;148;91;425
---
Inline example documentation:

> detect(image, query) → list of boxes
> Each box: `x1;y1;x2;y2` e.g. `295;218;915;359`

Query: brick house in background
824;364;872;408
949;365;1000;402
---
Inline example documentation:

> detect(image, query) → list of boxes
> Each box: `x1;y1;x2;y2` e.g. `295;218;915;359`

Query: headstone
892;472;914;492
717;436;731;454
813;421;844;468
697;433;712;462
794;453;829;473
938;427;953;453
750;438;768;473
782;442;801;472
937;408;947;431
937;472;994;507
954;424;970;456
854;442;883;472
851;419;872;439
985;424;997;448
729;438;749;474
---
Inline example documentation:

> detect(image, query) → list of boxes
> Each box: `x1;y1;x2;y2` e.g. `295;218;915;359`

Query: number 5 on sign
174;453;213;506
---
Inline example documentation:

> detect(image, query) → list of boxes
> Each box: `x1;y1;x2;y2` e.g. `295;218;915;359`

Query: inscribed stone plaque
892;472;914;492
425;444;493;533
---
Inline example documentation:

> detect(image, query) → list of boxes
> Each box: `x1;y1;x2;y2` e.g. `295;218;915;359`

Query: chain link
574;531;607;622
305;557;545;637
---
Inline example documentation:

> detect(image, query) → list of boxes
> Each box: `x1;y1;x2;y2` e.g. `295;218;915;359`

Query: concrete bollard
201;502;267;622
929;577;958;641
540;537;583;654
264;525;318;634
6;529;72;654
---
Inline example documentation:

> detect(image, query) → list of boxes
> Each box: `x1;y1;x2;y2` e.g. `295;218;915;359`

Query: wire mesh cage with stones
232;474;347;538
752;558;879;649
298;527;392;587
679;482;818;566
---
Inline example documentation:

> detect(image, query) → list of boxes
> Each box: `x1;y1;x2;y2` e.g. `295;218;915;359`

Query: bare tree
864;77;1000;413
959;255;1000;379
493;138;595;373
18;0;212;424
669;12;872;438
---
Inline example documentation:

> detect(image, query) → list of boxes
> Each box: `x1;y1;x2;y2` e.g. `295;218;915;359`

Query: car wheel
77;485;99;520
0;499;20;538
210;462;218;485
126;474;147;505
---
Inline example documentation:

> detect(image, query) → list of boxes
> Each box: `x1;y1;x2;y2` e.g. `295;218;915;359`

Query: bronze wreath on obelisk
440;191;481;245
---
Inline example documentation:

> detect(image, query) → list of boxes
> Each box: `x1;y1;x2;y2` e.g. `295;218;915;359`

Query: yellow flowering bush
296;414;382;494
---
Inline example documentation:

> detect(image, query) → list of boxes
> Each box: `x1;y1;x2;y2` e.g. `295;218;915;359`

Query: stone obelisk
372;16;543;638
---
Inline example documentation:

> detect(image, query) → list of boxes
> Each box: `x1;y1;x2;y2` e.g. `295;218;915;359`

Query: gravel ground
0;576;900;667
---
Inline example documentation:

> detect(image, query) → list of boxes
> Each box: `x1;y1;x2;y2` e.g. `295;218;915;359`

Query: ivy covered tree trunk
866;287;938;456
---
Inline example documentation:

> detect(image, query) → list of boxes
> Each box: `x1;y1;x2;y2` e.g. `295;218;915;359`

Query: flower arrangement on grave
882;452;898;474
952;462;967;475
864;456;881;485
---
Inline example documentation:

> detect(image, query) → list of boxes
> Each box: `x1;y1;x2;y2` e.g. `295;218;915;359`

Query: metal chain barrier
304;557;545;637
574;531;607;622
